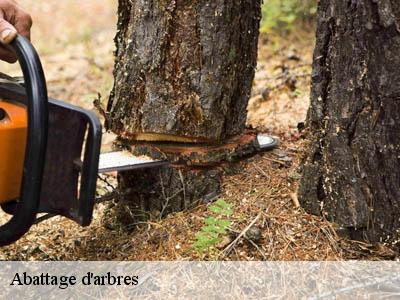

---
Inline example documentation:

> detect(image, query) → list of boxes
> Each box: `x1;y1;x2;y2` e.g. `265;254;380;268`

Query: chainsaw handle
0;35;48;246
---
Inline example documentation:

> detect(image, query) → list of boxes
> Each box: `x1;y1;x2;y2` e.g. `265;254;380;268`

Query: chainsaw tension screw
0;108;6;120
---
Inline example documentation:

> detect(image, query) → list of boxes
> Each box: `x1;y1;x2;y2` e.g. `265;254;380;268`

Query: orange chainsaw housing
0;100;27;204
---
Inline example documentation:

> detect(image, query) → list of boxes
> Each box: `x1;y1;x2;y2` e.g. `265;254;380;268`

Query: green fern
193;199;233;252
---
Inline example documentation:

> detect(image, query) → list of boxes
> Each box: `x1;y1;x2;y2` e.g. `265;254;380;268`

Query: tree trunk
299;0;400;242
106;0;261;224
107;0;261;143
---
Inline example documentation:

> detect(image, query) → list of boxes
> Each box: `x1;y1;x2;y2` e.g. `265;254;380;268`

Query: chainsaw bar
98;151;169;173
98;133;278;173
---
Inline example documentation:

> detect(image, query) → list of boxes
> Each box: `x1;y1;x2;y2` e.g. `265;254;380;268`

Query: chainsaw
0;35;278;246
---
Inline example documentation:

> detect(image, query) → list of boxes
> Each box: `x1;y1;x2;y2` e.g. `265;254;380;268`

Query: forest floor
0;1;398;260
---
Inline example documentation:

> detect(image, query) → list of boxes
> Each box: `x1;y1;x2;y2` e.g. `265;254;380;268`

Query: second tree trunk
299;0;400;242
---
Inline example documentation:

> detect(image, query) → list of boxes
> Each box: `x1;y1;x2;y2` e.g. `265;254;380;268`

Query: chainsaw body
0;36;102;246
0;84;102;223
0;100;27;203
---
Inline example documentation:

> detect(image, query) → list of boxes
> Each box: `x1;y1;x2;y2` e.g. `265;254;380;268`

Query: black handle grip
0;35;48;246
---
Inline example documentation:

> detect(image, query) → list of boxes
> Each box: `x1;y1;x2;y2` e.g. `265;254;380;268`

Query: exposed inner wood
117;131;261;167
117;132;212;144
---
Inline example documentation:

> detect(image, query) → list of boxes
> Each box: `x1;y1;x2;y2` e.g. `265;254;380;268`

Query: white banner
0;262;399;299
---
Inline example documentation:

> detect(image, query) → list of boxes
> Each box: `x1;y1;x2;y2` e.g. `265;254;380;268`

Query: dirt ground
0;1;398;261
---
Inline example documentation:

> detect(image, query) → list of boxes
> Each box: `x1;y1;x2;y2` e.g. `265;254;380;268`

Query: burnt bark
107;167;223;227
107;0;261;142
299;0;400;242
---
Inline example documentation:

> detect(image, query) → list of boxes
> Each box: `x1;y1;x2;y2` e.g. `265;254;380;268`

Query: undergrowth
193;199;233;253
261;0;317;34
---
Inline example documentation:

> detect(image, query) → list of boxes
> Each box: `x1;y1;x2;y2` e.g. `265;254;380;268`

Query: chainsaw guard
0;35;48;246
39;99;101;225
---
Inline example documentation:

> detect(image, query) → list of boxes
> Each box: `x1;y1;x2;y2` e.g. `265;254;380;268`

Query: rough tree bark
106;0;262;223
107;0;261;142
299;0;400;242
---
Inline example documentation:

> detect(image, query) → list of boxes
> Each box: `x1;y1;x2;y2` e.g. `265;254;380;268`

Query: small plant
194;199;233;253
